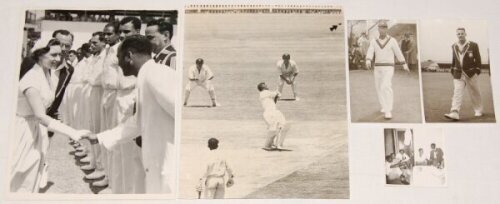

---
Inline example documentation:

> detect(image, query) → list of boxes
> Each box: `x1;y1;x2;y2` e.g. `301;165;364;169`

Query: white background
1;0;499;203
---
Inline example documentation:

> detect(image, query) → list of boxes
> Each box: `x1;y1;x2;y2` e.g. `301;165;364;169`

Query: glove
47;119;90;141
226;178;234;188
365;60;372;69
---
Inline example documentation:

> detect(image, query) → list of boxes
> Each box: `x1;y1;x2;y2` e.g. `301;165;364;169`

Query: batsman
258;82;288;150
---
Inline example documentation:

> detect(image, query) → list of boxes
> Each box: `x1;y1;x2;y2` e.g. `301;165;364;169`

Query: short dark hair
92;31;105;42
68;50;77;55
457;27;466;32
431;143;436;147
147;19;174;40
32;39;61;62
257;82;266;91
282;53;290;60
195;58;204;65
385;155;392;162
208;138;219;150
52;29;74;40
105;21;121;34
120;16;142;30
80;43;91;53
119;34;152;56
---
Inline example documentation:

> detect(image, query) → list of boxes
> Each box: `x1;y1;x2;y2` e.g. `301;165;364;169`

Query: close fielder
258;82;287;150
184;58;219;107
277;53;300;100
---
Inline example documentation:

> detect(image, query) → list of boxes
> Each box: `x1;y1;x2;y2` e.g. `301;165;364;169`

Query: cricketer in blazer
451;41;481;79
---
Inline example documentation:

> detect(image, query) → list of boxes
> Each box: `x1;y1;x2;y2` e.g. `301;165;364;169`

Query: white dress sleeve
19;69;41;94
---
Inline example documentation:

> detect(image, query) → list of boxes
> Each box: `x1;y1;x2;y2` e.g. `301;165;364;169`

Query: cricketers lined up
11;16;177;194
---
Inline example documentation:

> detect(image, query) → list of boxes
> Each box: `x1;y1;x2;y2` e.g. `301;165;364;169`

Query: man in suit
146;19;176;70
444;27;483;121
45;30;75;120
429;143;444;168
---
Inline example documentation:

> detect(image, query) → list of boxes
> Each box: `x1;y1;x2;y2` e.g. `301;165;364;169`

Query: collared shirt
102;42;121;89
455;40;470;67
260;90;279;112
87;49;107;86
17;64;55;116
276;60;299;77
153;45;176;70
50;60;71;98
396;153;410;162
366;35;406;66
203;149;233;178
187;64;213;82
415;153;428;164
97;59;176;194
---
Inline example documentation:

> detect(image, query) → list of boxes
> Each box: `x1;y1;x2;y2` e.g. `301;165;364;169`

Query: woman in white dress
10;39;90;193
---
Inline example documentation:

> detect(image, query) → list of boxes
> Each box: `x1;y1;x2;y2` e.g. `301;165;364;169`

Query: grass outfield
349;69;423;123
422;72;496;122
181;13;348;198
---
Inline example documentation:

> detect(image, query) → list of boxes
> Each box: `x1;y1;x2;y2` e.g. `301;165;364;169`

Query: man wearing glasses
444;27;483;121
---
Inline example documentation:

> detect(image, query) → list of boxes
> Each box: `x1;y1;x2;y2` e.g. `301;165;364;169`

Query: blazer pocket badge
468;51;474;58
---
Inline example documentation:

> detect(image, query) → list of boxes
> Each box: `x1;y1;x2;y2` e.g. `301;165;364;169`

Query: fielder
258;82;287;150
196;138;234;199
365;21;409;119
277;53;299;101
444;27;483;121
184;58;219;107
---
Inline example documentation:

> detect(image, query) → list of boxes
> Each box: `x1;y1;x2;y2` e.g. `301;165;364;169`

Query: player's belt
374;63;395;66
206;174;226;178
103;86;119;90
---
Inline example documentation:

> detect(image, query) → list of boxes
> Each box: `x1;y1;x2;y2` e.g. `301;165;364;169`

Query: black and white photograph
348;20;422;123
384;128;415;185
384;127;447;186
179;5;348;199
9;9;177;195
420;20;496;122
412;128;446;187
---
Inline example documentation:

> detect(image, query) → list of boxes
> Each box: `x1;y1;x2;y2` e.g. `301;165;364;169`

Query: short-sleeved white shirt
17;64;55;116
188;64;214;83
277;60;298;77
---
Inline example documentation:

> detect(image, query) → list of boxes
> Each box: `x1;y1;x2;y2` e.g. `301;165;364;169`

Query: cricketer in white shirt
365;22;409;119
87;36;176;194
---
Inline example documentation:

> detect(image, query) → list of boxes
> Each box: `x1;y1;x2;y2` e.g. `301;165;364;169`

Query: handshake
72;130;98;143
47;119;99;143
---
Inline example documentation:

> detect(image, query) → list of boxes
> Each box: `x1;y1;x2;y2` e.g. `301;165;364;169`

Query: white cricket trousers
204;176;226;199
374;66;394;112
450;73;483;113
